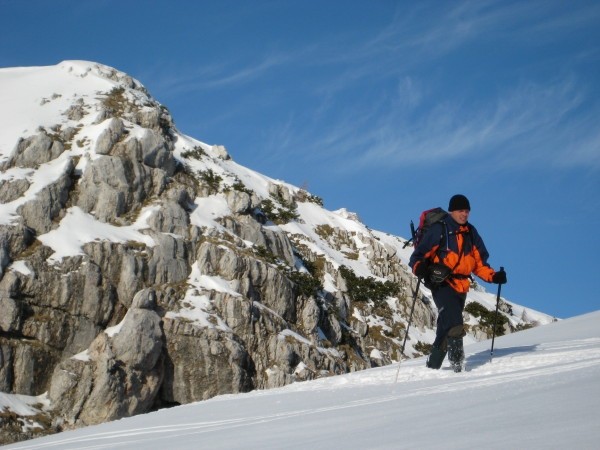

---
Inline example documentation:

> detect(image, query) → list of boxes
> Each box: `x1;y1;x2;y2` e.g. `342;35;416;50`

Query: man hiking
409;194;507;372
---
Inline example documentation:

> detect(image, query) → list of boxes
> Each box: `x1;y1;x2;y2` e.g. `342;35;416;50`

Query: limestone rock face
160;317;252;404
0;61;542;444
48;290;164;426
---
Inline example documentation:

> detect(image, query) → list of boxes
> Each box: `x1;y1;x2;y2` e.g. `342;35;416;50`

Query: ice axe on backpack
402;220;417;248
489;266;504;362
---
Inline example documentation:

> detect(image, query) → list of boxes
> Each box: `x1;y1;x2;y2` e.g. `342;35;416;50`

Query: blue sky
2;0;599;319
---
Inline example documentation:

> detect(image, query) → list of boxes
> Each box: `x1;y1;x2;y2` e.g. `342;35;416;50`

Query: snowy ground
5;311;599;450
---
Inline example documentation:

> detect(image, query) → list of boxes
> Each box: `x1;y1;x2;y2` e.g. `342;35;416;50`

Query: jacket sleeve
409;222;443;272
470;225;495;282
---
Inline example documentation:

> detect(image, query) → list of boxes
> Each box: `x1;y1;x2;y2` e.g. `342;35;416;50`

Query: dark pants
432;284;466;348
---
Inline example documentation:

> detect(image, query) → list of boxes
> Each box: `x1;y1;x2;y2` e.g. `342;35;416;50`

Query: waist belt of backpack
449;273;473;280
444;248;475;282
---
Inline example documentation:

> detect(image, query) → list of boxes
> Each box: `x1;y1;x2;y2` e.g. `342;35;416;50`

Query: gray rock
0;297;21;333
268;182;295;206
211;145;231;160
131;288;157;310
0;225;34;277
94;118;124;155
300;296;321;336
220;215;295;267
147;233;189;285
17;160;73;234
195;241;296;321
111;304;162;372
146;201;189;235
138;130;177;175
225;189;251;214
7;132;65;169
0;178;30;203
48;299;163;427
64;99;86;120
161;318;251;403
76;155;158;221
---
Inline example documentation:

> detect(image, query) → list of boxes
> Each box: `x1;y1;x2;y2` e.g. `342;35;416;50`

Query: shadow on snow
464;345;538;370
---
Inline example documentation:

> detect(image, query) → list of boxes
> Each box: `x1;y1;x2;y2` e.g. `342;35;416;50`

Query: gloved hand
492;269;507;284
414;259;430;279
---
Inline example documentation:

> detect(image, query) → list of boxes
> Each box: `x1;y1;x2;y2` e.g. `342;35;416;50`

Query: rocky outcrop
76;153;167;222
161;317;251;403
2;131;65;170
48;289;163;426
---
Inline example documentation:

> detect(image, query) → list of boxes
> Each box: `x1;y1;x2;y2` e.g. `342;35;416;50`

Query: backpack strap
436;223;473;280
434;220;449;258
446;226;473;254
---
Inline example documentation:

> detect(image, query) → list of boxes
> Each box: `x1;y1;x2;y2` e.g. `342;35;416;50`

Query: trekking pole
394;277;421;384
489;266;504;362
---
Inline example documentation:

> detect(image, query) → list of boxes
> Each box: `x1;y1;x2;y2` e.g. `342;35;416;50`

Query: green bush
181;146;206;160
515;323;534;332
258;199;299;224
414;341;432;354
296;189;324;206
254;245;278;264
307;194;324;206
231;180;253;195
465;301;508;336
259;199;276;217
198;169;222;194
464;301;488;317
302;258;319;277
314;224;335;240
102;87;127;115
339;265;400;306
288;271;322;297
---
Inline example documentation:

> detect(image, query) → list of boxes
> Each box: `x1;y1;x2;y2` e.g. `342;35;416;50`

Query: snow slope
6;311;599;450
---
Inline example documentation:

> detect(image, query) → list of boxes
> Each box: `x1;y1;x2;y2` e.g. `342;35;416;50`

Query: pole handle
490;265;505;361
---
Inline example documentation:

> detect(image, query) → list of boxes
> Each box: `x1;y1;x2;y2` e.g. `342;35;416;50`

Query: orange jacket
409;216;495;293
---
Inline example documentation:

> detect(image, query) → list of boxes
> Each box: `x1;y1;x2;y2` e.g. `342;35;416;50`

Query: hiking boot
426;345;447;370
447;336;465;372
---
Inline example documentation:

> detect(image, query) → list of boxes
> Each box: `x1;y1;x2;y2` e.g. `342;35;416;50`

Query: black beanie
448;194;471;212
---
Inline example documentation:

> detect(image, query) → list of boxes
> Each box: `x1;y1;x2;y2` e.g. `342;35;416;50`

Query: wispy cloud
309;75;598;173
140;0;599;176
198;53;291;89
269;1;600;173
146;51;299;100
